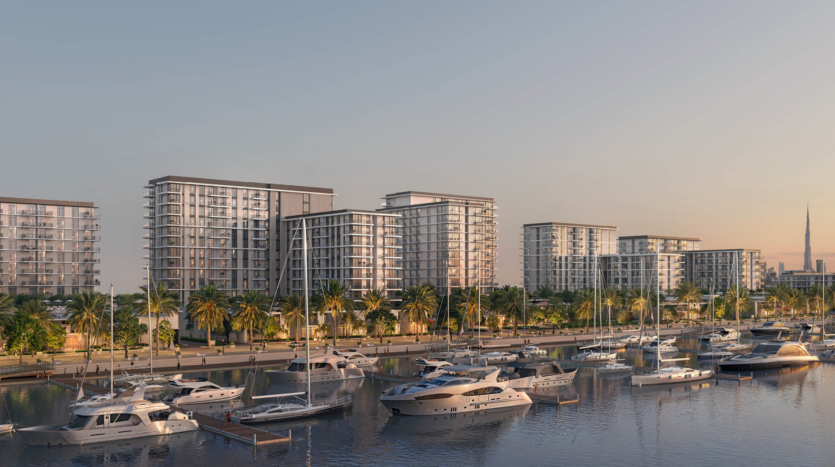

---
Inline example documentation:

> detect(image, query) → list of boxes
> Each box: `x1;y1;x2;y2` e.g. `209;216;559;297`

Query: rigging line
259;218;302;350
69;293;112;422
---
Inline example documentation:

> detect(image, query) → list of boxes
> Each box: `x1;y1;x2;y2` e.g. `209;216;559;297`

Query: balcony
84;280;101;286
82;259;101;264
82;213;101;220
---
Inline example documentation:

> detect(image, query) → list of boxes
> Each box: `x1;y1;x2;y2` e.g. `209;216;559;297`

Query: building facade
0;197;101;297
685;249;766;291
600;253;682;293
776;270;835;291
378;191;497;292
282;209;402;301
522;222;618;293
618;235;701;255
144;176;334;302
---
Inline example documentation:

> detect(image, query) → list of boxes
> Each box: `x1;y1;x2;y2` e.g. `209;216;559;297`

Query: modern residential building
281;209;402;302
144;176;335;302
600;253;683;293
776;270;835;291
378;191;497;292
618;235;701;254
0;197;101;297
522;222;618;293
685;249;766;291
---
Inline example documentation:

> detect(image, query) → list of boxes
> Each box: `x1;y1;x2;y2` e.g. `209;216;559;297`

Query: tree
764;288;785;316
401;284;438;337
786;289;806;318
673;281;702;327
486;314;501;332
314;279;354;345
726;286;753;319
572;289;595;332
626;288;657;323
152;320;176;348
535;284;554;300
281;294;306;341
366;308;397;343
113;308;146;358
186;285;230;348
601;288;623;326
138;282;182;356
67;291;108;359
458;287;491;338
362;288;390;318
615;310;631;326
16;300;54;334
261;316;284;346
231;290;269;350
0;293;17;332
494;287;525;336
558;290;576;305
543;298;568;334
4;312;45;363
315;323;331;341
45;325;67;352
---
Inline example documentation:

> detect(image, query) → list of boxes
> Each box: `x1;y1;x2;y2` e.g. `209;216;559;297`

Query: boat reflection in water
631;379;712;396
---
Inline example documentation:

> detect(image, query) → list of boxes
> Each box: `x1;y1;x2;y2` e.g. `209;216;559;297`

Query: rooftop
382;190;494;202
620;235;701;241
0;197;95;208
523;221;618;229
284;209;401;220
148;176;335;195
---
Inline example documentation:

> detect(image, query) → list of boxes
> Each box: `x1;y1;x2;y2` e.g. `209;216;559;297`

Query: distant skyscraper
804;205;813;271
778;262;785;278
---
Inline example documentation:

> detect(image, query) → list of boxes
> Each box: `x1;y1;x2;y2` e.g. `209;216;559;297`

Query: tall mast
302;219;311;406
447;267;450;351
478;246;481;353
821;255;825;337
146;264;153;374
735;252;740;343
656;251;660;371
110;284;114;402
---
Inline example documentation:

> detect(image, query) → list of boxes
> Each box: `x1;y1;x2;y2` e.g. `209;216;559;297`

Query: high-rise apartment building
618;235;701;254
378;191;497;292
522;222;618;293
0;197;101;296
685;249;765;291
144;176;334;302
281;209;402;302
601;235;701;292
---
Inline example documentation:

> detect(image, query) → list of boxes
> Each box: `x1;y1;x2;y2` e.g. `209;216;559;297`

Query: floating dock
189;411;289;446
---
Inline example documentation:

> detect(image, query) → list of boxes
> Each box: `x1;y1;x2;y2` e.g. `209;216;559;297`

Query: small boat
412;360;454;380
718;341;820;371
597;363;634;374
426;348;477;363
750;321;791;337
498;359;577;388
724;343;753;352
231;392;352;424
481;351;519;364
631;366;713;386
331;349;379;366
795;322;821;335
619;335;656;345
0;420;14;434
598;340;627;349
641;340;678;353
265;356;364;384
697;350;734;360
701;328;739;343
163;380;245;406
522;345;547;358
571;351;617;362
18;386;198;445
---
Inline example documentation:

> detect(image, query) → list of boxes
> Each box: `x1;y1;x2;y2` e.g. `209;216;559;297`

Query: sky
2;1;835;293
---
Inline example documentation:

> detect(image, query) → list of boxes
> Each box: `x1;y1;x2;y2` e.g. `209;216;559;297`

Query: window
109;413;133;423
67;415;92;429
303;194;310;214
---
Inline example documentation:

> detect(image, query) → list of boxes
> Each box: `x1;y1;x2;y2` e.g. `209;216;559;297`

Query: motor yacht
163;380;245;406
426;348;477;363
265;356;364;384
717;341;820;371
481;351;519;365
571;350;617;362
18;387;198;445
331;349;379;366
795;322;822;335
619;335;656;345
750;321;791;337
597;363;634;374
112;372;173;387
598;340;627;349
630;366;713;386
412;360;454;380
380;365;531;416
697;349;734;360
71;393;117;407
641;340;678;353
498;359;577;388
522;345;547;358
231;392;352;424
701;328;739;343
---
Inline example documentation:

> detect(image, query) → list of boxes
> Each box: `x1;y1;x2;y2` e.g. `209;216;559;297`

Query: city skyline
4;2;835;293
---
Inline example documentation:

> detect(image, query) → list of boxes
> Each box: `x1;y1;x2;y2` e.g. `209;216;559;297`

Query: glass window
67;415;92;429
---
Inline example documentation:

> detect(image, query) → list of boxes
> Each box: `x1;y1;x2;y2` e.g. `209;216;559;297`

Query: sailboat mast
447;269;450;352
656;251;660;371
146;264;153;374
478;246;481;353
302;219;312;406
823;255;826;337
735;252;740;343
110;284;114;402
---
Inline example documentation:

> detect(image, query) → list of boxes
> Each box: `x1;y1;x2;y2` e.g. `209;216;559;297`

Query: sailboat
723;253;752;352
235;218;352;423
698;285;733;360
631;252;713;386
572;250;617;362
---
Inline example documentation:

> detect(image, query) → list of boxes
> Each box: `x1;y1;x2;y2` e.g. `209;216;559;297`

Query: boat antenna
110;284;114;404
302;218;312;407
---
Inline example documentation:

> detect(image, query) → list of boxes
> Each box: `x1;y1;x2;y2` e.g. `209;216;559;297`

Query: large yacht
641;339;678;353
717;341;820;371
631;366;713;386
379;365;532;416
498;359;577;389
18;387;197;445
426;348;477;363
331;349;379;366
265;355;364;384
163;380;245;405
750;321;791;337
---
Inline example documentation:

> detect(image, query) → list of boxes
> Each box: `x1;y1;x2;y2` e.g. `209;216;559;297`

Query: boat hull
235;401;352;424
505;369;577;389
631;370;713;386
168;387;246;405
380;391;531;416
750;328;790;336
265;368;364;385
16;420;199;446
717;357;819;371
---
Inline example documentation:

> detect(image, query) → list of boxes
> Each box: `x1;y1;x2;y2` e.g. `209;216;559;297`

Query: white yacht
71;393;117;407
163;380;245;406
231;392;352;424
641;339;678;353
426;348;477;363
498;360;577;388
18;387;198;445
750;321;791;337
112;372;172;387
265;356;364;384
481;351;519;364
718;341;820;371
598;339;627;349
331;349;379;366
631;366;713;386
522;345;547;358
380;365;531;416
571;350;617;362
619;334;655;345
702;328;738;343
412;360;454;380
597;362;633;374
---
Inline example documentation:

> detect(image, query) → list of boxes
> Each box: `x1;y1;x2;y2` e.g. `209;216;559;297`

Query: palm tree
495;287;525;336
457;287;491;338
67;291;108;359
572;289;595;332
0;293;15;330
281;294;306;341
673;281;702;327
138;282;182;356
727;285;753;319
231;290;270;350
808;285;825;317
764;287;784;316
626;288;657;324
535;284;554;300
786;289;806;318
362;288;390;320
186;285;230;348
401;284;438;337
543;297;567;334
314;279;354;345
601;288;623;327
16;300;54;332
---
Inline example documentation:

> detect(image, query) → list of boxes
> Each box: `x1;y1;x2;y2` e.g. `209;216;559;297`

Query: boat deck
187;411;290;446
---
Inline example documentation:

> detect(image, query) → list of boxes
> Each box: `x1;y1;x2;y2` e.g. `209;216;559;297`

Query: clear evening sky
2;1;834;293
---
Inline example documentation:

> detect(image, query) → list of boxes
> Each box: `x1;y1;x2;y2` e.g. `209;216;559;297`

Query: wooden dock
189;411;289;446
714;373;753;382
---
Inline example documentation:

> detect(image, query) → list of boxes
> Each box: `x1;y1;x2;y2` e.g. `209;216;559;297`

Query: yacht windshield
67;415;92;429
286;363;305;372
751;344;781;355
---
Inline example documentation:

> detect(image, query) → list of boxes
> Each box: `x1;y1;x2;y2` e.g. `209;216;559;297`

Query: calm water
2;338;834;467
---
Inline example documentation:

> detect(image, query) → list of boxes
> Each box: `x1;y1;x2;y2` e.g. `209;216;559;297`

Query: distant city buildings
0;197;101;297
522;222;618;293
776;270;835;291
804;205;813;271
684;249;765;291
378;191;497;293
